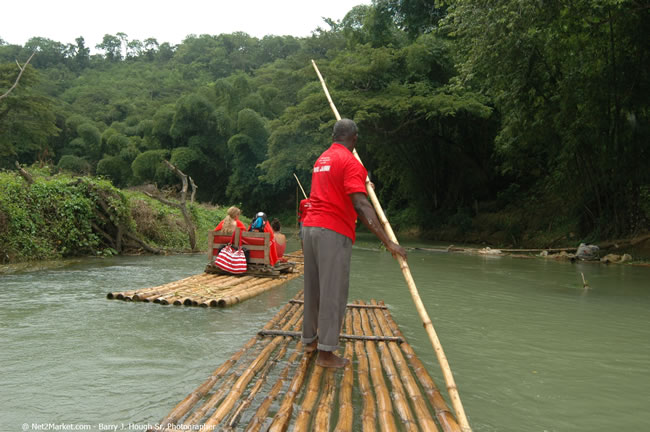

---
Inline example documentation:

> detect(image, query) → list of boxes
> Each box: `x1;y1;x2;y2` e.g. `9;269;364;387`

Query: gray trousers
301;226;352;351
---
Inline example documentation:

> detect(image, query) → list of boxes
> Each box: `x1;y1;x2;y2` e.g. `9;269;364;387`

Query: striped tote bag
214;232;247;274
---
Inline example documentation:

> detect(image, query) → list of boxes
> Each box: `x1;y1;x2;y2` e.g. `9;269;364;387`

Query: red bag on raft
214;232;247;274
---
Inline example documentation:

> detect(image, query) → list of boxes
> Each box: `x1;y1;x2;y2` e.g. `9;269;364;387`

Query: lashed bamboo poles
334;312;355;432
380;301;461;432
358;304;399;432
148;300;297;432
224;335;292;430
108;266;304;307
311;59;472;432
267;337;316;431
180;349;265;428
367;300;439;432
201;304;304;428
244;343;305;432
314;367;337;430
352;307;377;432
293;361;325;430
362;302;419;432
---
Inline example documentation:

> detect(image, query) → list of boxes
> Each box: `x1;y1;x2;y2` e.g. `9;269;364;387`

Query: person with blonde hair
214;206;246;234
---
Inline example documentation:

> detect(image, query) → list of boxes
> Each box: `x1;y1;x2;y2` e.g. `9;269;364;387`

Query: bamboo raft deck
148;292;462;432
106;253;304;308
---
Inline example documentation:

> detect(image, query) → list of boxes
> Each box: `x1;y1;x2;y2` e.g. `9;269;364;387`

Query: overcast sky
2;0;370;51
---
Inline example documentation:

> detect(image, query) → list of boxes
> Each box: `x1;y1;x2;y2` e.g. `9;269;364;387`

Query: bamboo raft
147;291;462;432
106;253;304;307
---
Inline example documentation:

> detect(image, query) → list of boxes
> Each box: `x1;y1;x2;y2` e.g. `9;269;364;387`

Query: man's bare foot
316;350;349;368
304;340;317;353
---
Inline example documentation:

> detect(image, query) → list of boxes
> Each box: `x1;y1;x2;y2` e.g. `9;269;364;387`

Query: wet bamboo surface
106;253;304;307
147;292;462;432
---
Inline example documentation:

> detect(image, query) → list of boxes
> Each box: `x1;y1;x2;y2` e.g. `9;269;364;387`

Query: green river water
1;234;649;432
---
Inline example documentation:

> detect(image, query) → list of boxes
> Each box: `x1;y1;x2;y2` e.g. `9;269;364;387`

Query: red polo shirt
303;143;367;242
298;198;311;223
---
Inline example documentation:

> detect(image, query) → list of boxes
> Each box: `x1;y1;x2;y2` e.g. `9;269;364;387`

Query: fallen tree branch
189;176;197;203
163;160;197;251
14;161;34;184
0;52;36;101
92;222;117;249
125;232;164;254
143;191;178;208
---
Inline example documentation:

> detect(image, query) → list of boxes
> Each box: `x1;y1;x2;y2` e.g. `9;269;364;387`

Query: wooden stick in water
311;59;472;432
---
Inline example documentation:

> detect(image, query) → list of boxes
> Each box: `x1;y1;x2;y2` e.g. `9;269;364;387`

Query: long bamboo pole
314;367;337;430
368;300;439;432
311;59;472;432
380;301;461;432
293;362;325;430
293;173;308;199
359;305;398;432
334;311;355;432
352;307;376;432
361;301;419;432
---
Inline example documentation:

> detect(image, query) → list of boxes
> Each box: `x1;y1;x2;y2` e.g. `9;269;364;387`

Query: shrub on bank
0;169;241;264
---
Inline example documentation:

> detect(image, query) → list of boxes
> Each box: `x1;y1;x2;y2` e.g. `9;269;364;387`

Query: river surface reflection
2;235;649;431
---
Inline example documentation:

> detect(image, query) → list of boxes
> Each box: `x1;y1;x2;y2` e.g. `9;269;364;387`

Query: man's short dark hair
332;119;358;141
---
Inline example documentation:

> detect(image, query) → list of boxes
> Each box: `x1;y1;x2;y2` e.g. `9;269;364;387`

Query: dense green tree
76;123;102;161
57;154;92;174
131;149;170;184
445;0;650;235
24;37;67;69
226;109;270;207
2;1;646;241
0;63;59;167
70;37;90;70
96;34;122;61
96;155;131;187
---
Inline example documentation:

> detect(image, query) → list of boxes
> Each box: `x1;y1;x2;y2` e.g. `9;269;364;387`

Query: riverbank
0;169;242;265
2;168;648;267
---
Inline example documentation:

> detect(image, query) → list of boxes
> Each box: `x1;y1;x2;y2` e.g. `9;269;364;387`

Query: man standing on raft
301;118;407;368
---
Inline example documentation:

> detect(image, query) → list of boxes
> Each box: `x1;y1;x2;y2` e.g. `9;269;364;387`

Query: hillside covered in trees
1;0;648;253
